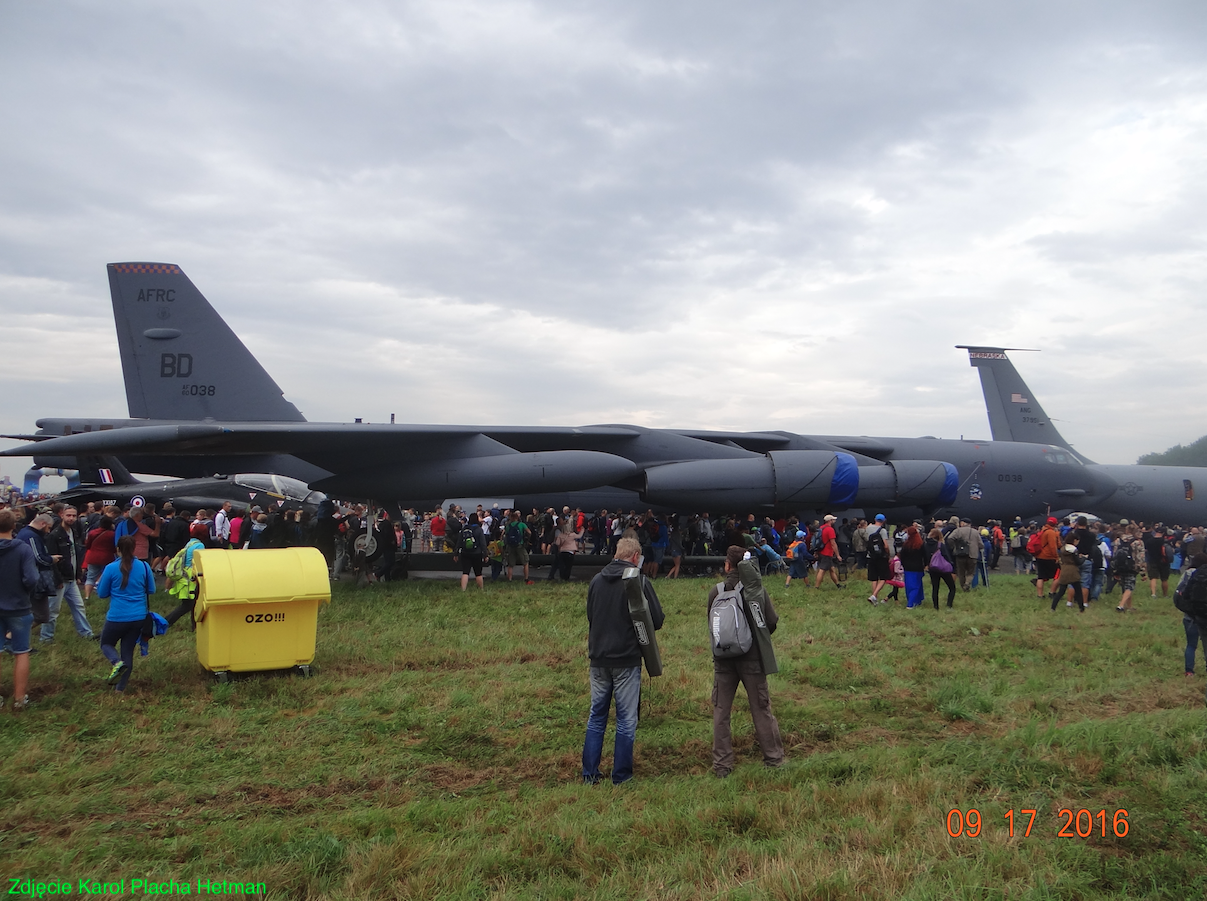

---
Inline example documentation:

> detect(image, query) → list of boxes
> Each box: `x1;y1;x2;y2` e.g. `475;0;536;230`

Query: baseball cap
1119;518;1129;525
875;514;886;522
823;514;837;522
1047;517;1058;526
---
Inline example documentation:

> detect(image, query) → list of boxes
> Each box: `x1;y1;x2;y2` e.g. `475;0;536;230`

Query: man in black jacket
456;512;487;591
582;536;664;785
17;513;59;643
45;506;94;641
0;509;39;709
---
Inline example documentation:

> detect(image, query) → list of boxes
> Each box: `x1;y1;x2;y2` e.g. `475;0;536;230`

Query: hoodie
0;538;39;614
586;558;665;668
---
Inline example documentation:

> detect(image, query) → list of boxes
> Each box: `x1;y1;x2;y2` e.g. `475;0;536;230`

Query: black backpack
505;522;523;546
1174;567;1207;624
460;525;479;553
867;529;887;559
1113;542;1136;575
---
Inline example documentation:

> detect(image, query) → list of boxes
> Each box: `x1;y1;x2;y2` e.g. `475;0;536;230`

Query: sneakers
106;662;130;686
867;595;878;605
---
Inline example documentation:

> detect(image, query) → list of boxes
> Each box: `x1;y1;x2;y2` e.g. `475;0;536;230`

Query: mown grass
2;569;1206;899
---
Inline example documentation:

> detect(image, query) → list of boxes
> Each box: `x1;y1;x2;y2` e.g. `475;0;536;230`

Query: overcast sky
2;1;1206;486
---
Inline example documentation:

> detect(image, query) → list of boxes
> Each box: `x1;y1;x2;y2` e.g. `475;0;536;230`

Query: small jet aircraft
27;454;325;515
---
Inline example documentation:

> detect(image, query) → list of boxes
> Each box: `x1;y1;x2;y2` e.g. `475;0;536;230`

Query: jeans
558;552;575;581
100;619;143;691
1079;559;1093;592
85;563;106;588
0;612;34;654
42;581;94;641
332;538;348;577
971;556;990;588
1185;617;1205;674
582;665;642;784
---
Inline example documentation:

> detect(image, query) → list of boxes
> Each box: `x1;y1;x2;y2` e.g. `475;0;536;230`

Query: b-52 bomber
4;262;1201;525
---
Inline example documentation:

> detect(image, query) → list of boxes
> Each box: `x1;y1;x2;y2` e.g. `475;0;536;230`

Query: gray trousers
712;659;784;774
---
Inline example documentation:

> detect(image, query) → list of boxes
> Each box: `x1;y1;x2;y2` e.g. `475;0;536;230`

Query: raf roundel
130;495;146;508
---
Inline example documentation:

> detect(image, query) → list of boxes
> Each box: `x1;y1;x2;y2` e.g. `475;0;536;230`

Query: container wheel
214;671;230;684
294;665;312;678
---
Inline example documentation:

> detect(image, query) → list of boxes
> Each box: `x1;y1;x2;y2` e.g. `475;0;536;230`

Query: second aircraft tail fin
958;346;1077;451
107;263;306;422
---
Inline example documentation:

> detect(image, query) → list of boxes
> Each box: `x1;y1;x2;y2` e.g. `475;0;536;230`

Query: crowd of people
4;493;1205;740
0;497;367;706
579;510;1207;783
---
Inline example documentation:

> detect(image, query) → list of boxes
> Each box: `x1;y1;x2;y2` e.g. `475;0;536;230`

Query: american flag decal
98;469;114;484
109;263;182;275
1011;393;1029;404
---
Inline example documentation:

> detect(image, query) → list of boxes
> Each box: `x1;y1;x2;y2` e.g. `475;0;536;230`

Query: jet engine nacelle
314;450;639;502
855;460;959;508
642;451;859;510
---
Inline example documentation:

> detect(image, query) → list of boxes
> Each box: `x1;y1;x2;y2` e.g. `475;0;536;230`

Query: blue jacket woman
97;535;155;692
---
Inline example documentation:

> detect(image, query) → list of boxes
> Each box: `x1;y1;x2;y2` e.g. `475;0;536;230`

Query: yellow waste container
193;547;331;680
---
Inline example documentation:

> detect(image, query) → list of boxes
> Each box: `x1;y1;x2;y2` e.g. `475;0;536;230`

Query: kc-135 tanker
5;263;1206;526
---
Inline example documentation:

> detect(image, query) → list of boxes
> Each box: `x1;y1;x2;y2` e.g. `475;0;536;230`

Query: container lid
195;547;332;610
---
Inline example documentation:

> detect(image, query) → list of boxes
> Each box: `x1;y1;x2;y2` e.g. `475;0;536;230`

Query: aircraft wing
669;430;793;452
1;422;645;501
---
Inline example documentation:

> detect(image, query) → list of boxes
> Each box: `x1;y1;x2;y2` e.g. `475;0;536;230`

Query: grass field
2;567;1207;900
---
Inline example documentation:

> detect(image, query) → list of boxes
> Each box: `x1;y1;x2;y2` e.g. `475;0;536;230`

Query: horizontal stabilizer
0;424;227;456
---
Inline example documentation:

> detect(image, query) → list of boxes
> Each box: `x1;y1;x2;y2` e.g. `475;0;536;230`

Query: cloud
2;0;1207;483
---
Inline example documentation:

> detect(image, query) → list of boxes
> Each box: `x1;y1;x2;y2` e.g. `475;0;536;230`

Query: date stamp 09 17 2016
946;808;1129;839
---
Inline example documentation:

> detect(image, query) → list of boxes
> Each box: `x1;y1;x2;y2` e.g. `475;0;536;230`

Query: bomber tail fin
957;346;1082;454
107;263;306;422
